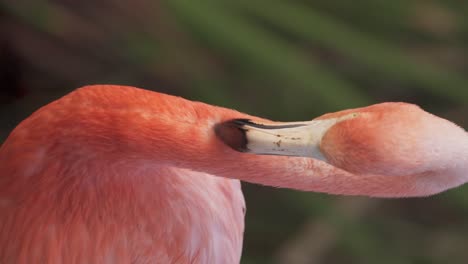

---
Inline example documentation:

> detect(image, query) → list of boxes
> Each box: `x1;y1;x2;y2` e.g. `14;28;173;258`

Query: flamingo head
317;103;468;177
219;102;468;193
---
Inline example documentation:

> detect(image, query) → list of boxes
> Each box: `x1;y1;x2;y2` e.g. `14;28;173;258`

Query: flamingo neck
8;85;465;198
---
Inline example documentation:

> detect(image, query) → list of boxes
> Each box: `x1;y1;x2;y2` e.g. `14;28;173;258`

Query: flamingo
0;85;467;263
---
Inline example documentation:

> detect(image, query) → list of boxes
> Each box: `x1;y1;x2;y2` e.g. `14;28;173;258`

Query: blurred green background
1;1;468;263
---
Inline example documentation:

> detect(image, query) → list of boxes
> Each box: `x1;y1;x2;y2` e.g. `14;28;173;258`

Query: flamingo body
0;85;245;263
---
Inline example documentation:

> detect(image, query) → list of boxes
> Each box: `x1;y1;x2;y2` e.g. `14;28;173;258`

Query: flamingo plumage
0;85;467;263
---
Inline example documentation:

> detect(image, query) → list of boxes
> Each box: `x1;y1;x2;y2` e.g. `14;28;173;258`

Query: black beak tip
215;119;250;152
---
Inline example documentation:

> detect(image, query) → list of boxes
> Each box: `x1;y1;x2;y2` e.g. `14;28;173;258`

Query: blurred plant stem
167;0;372;112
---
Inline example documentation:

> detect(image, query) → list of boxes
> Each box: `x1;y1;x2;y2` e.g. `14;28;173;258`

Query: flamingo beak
216;114;357;161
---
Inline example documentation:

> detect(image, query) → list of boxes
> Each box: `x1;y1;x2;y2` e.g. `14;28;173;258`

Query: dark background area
1;1;468;263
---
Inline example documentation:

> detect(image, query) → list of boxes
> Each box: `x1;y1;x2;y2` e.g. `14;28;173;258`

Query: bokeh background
1;1;468;263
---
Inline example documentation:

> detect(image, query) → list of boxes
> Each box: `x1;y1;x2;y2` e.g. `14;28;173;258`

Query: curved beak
216;114;357;161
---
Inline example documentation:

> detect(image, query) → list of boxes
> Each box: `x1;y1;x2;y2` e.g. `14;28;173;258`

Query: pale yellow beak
216;113;357;161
